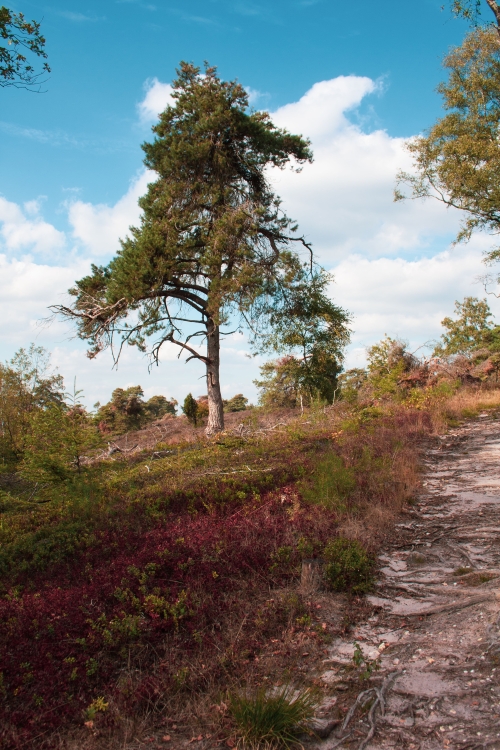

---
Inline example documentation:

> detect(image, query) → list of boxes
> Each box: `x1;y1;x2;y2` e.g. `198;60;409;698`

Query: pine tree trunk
205;318;224;436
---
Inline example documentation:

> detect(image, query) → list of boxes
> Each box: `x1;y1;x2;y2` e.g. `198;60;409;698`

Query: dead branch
399;593;493;617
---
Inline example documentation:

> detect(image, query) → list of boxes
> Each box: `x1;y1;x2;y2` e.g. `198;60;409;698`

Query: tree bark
205;318;225;436
486;0;500;33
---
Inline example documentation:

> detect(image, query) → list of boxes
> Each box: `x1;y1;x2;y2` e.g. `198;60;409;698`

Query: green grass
228;684;319;748
299;451;355;513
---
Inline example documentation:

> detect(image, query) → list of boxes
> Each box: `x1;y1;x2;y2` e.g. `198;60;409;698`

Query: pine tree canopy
53;62;349;434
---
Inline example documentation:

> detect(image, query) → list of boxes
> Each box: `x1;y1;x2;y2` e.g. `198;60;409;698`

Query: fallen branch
400;593;492;617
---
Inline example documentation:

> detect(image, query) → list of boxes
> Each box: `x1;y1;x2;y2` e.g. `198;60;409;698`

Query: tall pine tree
54;63;348;434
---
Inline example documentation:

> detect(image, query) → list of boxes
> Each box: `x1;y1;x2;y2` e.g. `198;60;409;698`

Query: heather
4;307;500;747
0;400;431;749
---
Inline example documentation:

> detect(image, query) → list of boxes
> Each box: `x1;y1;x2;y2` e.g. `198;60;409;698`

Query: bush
323;537;373;594
223;393;249;412
228;684;318;748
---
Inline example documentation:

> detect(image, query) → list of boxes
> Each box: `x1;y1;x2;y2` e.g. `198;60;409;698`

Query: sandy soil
310;413;500;749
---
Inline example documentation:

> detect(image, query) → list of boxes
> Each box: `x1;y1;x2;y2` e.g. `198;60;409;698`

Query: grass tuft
228;683;319;748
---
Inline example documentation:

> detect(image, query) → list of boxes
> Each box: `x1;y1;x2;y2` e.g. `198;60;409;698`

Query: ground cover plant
4;304;500;749
227;683;319;748
323;537;374;594
0;395;435;749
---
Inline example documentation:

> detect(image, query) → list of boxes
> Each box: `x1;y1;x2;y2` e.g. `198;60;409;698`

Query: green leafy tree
366;336;418;398
448;0;500;31
145;394;177;419
21;382;100;484
338;368;368;403
254;271;350;407
95;386;176;434
95;386;145;434
22;405;99;484
0;6;50;89
52;62;328;436
182;393;199;426
223;393;249;412
395;24;500;268
0;345;63;470
434;296;494;355
254;356;303;409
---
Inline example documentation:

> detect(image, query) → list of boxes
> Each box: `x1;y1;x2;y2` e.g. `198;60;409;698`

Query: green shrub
323;537;373;594
228;683;318;748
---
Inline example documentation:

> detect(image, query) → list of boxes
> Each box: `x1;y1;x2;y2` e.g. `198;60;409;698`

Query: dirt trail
312;414;500;749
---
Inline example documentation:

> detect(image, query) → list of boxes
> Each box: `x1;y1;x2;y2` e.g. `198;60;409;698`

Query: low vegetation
227;684;319;748
323;538;374;594
2;296;500;748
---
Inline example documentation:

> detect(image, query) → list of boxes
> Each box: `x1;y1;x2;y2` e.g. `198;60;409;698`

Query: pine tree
182;393;199;426
0;6;50;90
52;62;349;436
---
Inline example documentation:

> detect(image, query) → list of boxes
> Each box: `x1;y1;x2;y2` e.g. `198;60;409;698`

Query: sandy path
313;414;500;750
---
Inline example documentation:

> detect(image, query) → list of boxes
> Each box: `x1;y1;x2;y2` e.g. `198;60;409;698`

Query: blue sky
2;0;469;221
1;0;497;406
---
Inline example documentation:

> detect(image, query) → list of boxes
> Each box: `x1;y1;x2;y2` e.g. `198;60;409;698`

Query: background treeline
257;295;500;409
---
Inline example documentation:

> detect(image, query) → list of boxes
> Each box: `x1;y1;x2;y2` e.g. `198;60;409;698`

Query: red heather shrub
0;492;338;749
0;406;431;749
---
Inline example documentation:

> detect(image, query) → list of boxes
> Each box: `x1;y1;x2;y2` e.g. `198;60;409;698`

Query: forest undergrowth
1;385;500;749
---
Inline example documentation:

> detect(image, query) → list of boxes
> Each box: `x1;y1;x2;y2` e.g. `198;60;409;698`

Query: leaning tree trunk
205;318;225;436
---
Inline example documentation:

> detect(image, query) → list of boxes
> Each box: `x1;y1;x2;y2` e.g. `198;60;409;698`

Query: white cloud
1;73;499;406
272;76;378;142
331;240;500;367
269;76;459;262
68;170;153;256
137;78;174;123
0;197;66;256
0;254;87;345
245;86;266;105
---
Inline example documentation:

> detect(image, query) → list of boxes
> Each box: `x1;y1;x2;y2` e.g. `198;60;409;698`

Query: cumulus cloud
68;170;153;255
137;78;174;123
1;73;498;403
269;76;459;262
331;240;500;367
0;197;66;257
0;254;87;345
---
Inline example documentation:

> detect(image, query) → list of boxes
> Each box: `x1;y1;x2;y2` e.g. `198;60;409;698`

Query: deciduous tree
0;345;63;469
395;9;500;269
95;386;176;434
254;271;350;408
434;296;494;355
